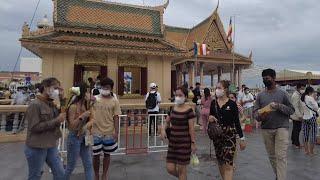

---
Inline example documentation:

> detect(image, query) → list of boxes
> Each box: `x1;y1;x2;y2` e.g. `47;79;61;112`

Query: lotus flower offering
70;87;81;96
258;104;274;115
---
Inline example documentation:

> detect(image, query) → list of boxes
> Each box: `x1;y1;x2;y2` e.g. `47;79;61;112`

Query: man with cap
145;83;162;136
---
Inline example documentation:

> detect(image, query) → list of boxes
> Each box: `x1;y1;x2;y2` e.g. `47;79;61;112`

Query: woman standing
209;80;246;180
65;82;94;180
24;77;65;180
301;86;319;155
201;88;213;134
161;86;197;180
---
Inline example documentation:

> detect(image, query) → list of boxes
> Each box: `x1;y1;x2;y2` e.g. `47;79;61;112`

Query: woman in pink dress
201;88;213;133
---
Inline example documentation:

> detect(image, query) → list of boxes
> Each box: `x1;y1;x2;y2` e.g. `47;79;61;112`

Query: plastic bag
190;154;200;167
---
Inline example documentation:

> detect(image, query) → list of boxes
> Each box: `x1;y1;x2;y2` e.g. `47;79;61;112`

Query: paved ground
1;128;319;180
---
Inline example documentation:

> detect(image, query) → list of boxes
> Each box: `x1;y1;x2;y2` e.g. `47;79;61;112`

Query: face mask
299;90;305;94
245;91;249;94
49;88;59;99
100;89;111;96
263;80;273;88
215;89;225;98
175;96;185;105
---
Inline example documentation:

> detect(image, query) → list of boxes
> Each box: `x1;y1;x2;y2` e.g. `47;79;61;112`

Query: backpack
146;92;158;109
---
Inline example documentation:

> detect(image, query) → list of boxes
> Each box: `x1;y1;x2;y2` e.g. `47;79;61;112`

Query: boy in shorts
91;77;121;180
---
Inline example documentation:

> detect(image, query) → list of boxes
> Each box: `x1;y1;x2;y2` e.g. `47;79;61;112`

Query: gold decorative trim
119;94;144;99
117;55;147;67
75;52;107;66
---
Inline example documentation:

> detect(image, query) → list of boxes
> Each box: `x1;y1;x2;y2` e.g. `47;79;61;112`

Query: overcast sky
0;0;319;86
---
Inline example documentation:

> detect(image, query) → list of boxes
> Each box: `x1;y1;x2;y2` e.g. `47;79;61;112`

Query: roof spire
215;0;219;12
164;0;170;9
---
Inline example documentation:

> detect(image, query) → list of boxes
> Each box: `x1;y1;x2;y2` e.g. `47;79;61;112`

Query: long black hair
301;86;314;102
204;88;211;100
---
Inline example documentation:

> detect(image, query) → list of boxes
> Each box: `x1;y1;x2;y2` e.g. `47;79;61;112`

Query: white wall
20;57;42;73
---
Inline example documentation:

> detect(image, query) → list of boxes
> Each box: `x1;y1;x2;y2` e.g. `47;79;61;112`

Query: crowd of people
21;68;320;180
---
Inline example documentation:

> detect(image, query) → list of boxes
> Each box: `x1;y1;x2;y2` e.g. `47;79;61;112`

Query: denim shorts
92;135;118;155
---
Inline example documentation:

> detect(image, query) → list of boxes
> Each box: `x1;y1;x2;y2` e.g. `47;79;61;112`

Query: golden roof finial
22;22;30;37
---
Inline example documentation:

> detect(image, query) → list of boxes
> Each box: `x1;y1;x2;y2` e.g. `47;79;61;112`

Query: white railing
58;114;169;158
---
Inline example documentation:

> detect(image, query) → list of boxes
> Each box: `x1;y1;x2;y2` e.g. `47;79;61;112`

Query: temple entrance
83;66;100;84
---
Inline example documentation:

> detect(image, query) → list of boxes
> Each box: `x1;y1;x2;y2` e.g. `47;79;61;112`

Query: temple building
20;0;252;103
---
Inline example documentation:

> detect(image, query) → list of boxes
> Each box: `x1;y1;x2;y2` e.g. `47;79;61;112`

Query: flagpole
232;15;236;85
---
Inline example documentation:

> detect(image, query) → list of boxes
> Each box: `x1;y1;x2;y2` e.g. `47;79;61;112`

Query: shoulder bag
207;100;223;142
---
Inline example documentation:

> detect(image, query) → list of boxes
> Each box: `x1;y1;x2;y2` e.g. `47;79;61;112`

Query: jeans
291;120;302;146
262;128;289;180
24;145;65;180
65;132;93;180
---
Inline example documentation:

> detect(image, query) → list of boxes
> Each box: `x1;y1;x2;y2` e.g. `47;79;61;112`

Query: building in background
20;0;252;103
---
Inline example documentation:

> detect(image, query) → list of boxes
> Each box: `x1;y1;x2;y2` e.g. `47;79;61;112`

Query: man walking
290;83;305;148
254;69;294;180
92;77;121;180
145;83;161;136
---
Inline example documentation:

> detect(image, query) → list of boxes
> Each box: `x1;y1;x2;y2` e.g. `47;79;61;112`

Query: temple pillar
107;53;118;93
238;66;243;87
176;64;183;87
188;62;195;87
210;71;214;87
41;49;75;91
233;66;237;86
217;67;223;82
183;72;187;85
199;62;204;86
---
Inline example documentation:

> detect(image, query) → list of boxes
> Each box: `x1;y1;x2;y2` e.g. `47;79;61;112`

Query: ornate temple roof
20;0;251;62
21;31;185;57
165;8;231;51
54;0;167;37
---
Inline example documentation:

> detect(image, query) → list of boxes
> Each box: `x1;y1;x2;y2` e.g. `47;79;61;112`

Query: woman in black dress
161;86;196;180
209;80;246;180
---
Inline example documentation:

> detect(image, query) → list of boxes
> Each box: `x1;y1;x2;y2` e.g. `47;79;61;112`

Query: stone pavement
0;128;319;180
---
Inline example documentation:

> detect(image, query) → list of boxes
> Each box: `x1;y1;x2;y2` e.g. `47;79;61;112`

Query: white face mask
49;88;59;99
215;89;225;98
299;90;305;94
100;89;111;96
175;96;185;105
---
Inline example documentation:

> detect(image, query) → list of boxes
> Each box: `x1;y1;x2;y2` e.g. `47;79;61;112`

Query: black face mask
263;80;273;88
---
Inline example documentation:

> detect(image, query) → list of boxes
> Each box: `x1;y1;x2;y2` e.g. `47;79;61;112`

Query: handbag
305;103;319;117
207;100;223;142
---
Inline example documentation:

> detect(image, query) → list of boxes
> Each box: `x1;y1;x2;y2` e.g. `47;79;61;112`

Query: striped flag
227;17;233;43
193;42;210;56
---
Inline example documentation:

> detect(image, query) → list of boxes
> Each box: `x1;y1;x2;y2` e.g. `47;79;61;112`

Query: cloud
0;0;319;86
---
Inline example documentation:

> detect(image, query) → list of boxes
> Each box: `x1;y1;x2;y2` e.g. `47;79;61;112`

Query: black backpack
146;92;157;109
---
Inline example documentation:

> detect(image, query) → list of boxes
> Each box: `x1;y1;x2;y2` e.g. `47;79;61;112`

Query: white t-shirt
303;95;319;120
145;91;161;112
241;93;254;109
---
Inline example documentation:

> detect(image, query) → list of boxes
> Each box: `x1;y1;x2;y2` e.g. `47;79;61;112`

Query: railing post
12;113;20;134
1;113;7;132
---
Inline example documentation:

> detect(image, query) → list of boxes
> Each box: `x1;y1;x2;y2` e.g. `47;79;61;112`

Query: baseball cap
150;83;157;88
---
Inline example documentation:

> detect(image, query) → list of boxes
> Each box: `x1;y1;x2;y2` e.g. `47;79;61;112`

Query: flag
227;17;233;43
193;42;210;56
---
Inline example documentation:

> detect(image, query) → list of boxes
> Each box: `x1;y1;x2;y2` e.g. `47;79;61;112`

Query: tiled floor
1;128;319;180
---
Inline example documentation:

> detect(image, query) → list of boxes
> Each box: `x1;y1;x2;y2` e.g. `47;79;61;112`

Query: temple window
117;55;148;97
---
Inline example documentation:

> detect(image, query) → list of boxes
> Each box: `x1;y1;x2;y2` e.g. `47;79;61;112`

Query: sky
0;0;319;86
